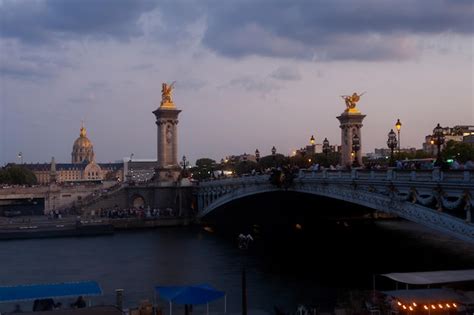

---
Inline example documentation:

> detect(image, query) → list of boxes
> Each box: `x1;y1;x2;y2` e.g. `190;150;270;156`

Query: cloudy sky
0;0;472;165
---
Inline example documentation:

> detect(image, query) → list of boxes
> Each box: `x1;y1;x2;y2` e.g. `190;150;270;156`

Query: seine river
0;219;473;315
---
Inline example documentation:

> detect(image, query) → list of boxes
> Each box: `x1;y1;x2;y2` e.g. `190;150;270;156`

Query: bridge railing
296;168;473;183
198;175;270;186
197;169;474;186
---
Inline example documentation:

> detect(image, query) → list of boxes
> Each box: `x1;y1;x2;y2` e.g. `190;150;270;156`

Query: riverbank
0;216;192;240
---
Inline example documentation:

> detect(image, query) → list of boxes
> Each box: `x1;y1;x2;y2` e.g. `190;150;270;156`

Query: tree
190;158;216;180
234;161;257;176
442;140;474;163
258;154;287;170
0;165;38;185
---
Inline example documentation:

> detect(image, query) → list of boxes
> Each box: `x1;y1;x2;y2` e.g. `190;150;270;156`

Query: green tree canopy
191;158;217;180
442;140;474;163
0;165;38;185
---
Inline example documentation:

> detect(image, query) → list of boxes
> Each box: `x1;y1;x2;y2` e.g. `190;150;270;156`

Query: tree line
0;165;38;185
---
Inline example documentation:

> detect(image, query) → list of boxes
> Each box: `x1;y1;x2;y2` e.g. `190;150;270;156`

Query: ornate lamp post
387;129;398;167
395;119;402;154
255;149;260;173
322;138;330;167
271;146;276;168
180;155;189;176
127;153;134;183
430;138;435;157
433;123;445;167
238;233;253;315
323;138;330;156
352;134;360;167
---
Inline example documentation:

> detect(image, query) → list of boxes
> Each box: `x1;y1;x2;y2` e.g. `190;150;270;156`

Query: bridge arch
197;172;474;243
131;194;146;209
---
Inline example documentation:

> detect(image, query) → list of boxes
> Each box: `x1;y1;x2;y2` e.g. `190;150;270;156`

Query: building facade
422;125;474;154
25;124;123;185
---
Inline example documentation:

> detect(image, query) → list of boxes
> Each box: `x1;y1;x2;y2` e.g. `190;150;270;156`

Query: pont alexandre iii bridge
195;169;474;243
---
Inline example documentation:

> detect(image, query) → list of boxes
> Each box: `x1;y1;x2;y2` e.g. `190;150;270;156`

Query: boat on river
0;220;114;240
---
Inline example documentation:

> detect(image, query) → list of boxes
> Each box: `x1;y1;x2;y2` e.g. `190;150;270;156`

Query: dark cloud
202;0;473;60
0;0;156;43
0;0;471;62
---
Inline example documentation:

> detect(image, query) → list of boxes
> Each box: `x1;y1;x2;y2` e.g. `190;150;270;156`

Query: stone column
337;112;366;168
157;121;164;167
153;106;181;182
172;121;178;165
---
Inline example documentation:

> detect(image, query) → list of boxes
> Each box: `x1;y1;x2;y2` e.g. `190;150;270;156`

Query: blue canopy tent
155;284;226;315
0;281;102;303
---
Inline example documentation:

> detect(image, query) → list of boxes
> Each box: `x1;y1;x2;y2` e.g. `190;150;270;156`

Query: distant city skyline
1;0;473;165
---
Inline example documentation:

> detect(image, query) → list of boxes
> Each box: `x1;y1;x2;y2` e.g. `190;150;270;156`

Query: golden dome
73;133;93;148
73;125;93;147
72;124;95;164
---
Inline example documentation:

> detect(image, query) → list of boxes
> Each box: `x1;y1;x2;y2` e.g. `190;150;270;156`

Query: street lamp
255;149;260;174
352;133;360;167
387;129;398;167
238;233;253;315
322;138;330;168
271;146;276;168
433;123;445;167
323;138;330;156
18;152;23;164
310;135;315;146
395;119;402;154
128;153;134;183
180;155;189;176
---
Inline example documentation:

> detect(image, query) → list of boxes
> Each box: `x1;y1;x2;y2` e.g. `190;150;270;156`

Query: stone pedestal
337;111;366;168
153;102;181;183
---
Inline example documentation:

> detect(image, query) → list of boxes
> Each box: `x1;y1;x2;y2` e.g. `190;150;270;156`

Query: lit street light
387;129;398;167
238;233;253;315
395;119;402;154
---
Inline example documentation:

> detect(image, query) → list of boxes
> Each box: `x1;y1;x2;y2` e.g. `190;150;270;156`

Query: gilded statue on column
341;92;365;113
161;81;176;107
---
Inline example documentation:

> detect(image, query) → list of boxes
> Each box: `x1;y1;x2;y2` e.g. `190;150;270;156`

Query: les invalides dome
71;123;95;164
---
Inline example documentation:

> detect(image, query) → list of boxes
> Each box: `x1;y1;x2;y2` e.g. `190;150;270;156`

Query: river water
0;218;473;315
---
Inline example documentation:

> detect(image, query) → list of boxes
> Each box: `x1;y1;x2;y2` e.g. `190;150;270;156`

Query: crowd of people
96;206;178;219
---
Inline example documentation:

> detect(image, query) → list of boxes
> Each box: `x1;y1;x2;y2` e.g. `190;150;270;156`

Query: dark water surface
0;219;473;315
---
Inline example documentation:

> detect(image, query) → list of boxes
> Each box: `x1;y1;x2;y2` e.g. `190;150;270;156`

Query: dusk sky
1;0;472;165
